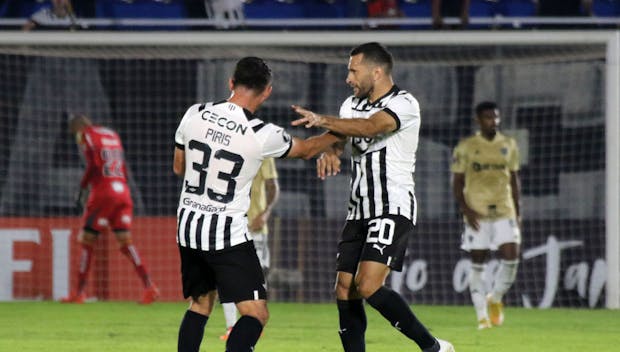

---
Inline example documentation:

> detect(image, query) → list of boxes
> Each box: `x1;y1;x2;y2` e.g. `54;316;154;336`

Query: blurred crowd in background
1;0;619;31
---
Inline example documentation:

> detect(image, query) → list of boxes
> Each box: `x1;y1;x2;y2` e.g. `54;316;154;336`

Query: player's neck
480;131;497;141
368;78;394;103
227;94;260;114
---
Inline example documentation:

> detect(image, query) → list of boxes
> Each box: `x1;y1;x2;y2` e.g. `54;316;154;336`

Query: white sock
222;302;237;329
469;263;488;321
491;259;519;303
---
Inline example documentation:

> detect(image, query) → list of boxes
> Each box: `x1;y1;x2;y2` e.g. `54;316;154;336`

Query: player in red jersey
61;114;159;304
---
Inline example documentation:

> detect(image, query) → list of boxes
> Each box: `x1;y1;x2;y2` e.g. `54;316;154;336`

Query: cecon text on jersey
201;110;248;135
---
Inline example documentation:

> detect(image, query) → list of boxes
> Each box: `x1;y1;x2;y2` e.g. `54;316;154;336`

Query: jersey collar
368;85;399;106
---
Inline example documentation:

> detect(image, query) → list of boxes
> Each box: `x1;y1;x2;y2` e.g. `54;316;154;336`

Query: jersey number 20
185;140;244;204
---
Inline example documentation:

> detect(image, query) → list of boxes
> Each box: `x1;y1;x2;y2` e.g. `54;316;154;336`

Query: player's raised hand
316;152;341;180
291;105;324;128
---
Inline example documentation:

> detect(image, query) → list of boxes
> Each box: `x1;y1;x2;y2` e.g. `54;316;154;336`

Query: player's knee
243;307;269;326
190;295;214;316
254;309;269;326
354;277;381;299
335;278;352;298
114;231;132;246
78;231;97;245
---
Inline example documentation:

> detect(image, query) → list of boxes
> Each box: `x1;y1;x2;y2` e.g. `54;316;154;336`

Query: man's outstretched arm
291;105;397;138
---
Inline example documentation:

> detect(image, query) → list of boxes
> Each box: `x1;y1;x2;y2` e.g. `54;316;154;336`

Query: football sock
422;339;440;352
366;286;436;350
178;310;208;352
491;259;519;303
469;263;488;320
225;315;263;352
222;302;238;328
120;244;151;287
337;299;367;352
77;243;94;293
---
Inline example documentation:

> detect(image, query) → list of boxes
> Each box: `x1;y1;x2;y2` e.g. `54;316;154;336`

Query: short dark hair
350;42;393;74
232;57;272;92
475;101;498;117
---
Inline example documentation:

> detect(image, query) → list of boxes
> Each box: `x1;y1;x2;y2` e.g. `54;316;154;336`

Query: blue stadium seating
469;0;499;17
498;0;537;17
592;0;620;17
6;0;48;19
244;0;305;19
399;0;432;18
303;0;348;18
96;0;187;29
3;0;619;29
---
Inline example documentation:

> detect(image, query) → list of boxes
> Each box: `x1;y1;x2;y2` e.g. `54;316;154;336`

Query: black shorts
179;241;267;303
336;214;413;273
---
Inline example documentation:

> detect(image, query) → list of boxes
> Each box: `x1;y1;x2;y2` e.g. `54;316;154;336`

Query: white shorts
251;232;270;269
460;218;521;252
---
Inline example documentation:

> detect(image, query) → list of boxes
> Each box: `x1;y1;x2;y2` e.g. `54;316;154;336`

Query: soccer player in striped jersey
173;57;340;352
62;114;159;305
451;102;522;330
292;42;454;352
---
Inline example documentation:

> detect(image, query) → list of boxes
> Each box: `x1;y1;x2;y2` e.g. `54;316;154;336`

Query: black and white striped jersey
339;85;420;224
174;101;292;251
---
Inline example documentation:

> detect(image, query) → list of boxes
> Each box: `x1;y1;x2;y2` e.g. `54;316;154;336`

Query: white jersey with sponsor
339;85;420;223
174;101;292;251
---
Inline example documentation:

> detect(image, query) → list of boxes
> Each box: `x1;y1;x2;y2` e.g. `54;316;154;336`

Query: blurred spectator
22;0;85;31
204;0;245;29
367;0;403;18
432;0;470;29
536;0;592;17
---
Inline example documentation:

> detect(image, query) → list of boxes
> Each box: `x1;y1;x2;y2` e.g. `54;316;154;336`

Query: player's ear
228;78;235;91
372;65;382;81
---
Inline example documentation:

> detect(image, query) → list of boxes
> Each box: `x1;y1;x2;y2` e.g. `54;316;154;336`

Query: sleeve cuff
382;108;401;131
175;142;185;150
278;140;293;159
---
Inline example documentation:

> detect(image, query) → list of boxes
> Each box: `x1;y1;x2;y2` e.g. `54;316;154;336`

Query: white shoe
477;318;492;330
437;338;455;352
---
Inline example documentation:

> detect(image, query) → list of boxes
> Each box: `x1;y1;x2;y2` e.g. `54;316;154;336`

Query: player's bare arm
250;178;279;231
285;131;343;160
291;105;397;138
452;172;481;231
510;170;522;227
173;147;185;177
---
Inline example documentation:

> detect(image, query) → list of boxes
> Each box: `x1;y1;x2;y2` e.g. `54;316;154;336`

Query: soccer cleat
60;291;87;304
487;294;504;326
477;318;492;330
437;338;455;352
139;284;160;305
219;327;233;341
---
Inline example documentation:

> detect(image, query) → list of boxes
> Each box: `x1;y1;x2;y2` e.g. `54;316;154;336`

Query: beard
352;85;371;99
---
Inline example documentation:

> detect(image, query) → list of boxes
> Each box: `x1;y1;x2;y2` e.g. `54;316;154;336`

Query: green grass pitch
0;301;618;351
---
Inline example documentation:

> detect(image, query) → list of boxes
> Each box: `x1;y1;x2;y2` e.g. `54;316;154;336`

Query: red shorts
83;188;133;234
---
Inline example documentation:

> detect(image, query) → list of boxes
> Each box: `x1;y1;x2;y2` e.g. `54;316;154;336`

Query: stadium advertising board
0;217;606;307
